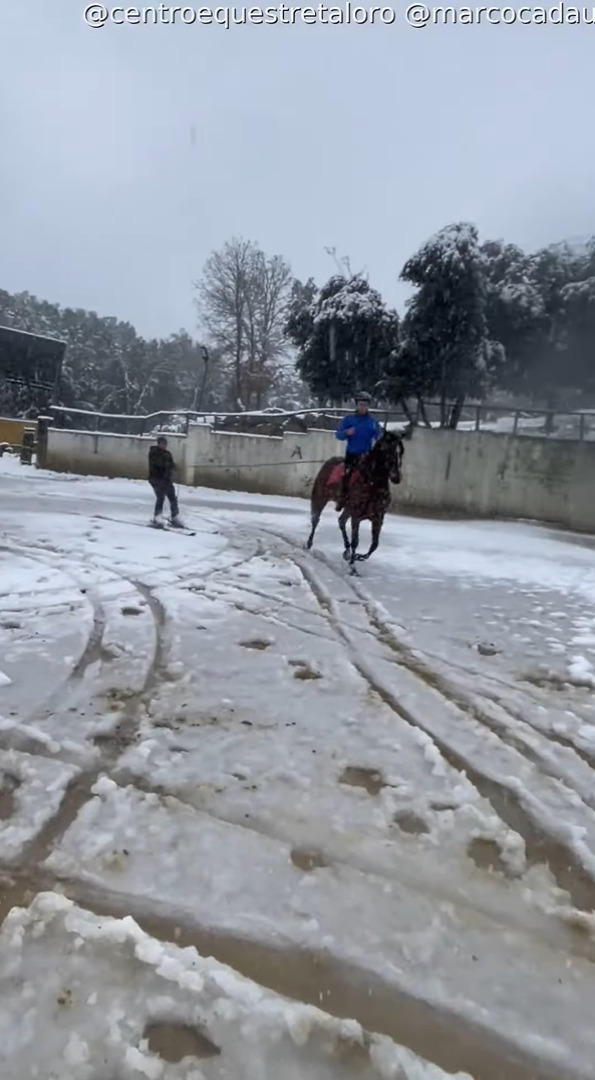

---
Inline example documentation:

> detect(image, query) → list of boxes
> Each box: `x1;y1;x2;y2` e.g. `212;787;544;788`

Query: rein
358;436;402;487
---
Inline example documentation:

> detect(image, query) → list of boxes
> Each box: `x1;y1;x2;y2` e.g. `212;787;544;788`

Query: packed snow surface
3;454;595;1079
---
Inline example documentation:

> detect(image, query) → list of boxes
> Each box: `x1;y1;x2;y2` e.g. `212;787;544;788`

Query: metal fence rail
47;405;347;436
46;402;595;441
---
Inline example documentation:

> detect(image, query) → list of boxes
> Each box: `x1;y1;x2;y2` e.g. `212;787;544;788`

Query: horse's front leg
339;509;351;559
349;518;361;566
357;514;382;561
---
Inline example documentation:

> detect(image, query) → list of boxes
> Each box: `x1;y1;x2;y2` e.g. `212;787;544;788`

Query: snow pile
0;892;473;1080
567;655;595;689
0;670;11;687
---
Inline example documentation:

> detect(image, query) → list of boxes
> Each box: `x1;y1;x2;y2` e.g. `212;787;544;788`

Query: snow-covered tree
400;223;499;427
285;274;399;405
523;243;583;407
0;290;215;418
553;239;595;399
478;236;595;411
480;240;545;395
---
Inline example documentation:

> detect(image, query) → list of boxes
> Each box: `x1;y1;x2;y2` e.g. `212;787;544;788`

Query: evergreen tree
285;274;399;405
0;290;213;418
400;223;499;427
482;239;589;409
561;240;595;398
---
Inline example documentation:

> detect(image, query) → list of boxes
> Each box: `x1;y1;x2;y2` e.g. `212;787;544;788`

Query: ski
149;521;196;536
90;514;196;536
160;525;196;536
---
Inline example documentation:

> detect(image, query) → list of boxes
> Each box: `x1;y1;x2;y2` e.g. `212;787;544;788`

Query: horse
306;427;409;567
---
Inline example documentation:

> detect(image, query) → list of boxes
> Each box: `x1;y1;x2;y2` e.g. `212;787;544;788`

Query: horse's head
374;428;405;485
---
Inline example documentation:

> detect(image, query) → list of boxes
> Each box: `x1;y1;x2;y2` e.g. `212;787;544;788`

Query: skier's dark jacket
148;445;176;483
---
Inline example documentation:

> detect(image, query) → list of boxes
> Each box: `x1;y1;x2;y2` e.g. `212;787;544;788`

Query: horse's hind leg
306;496;326;549
306;508;321;550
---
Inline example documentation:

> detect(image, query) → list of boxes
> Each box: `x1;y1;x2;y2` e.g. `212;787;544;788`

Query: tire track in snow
0;540;173;914
4;597;165;870
0;542;99;712
2;511;595;1080
352;589;595;810
0;540;156;734
258;522;595;765
190;517;595;916
257;531;595;915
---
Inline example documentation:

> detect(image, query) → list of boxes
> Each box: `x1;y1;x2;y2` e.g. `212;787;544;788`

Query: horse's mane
363;431;403;477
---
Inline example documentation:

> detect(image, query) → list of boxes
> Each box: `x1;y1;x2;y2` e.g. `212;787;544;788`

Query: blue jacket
336;413;381;456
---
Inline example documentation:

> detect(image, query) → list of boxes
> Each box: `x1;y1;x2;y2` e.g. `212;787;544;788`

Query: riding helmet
356;391;372;404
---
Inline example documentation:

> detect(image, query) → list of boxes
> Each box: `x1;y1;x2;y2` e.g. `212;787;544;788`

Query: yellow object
0;417;30;445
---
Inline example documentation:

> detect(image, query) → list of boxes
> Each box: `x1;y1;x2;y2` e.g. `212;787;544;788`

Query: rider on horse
335;392;382;512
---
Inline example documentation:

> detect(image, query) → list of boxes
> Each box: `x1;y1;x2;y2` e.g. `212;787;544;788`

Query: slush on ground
2;455;595;1079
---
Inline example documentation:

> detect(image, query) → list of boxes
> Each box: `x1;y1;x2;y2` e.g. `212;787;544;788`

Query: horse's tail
310;467;329;516
309;457;343;522
310;458;336;505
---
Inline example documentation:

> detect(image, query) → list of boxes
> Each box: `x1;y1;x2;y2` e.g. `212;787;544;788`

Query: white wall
44;429;188;481
397;428;595;531
43;422;595;533
185;423;338;498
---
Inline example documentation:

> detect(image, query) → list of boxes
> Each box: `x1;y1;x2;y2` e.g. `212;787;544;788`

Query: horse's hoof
342;549;351;562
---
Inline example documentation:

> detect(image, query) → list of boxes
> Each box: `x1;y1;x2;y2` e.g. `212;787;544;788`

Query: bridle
389;436;404;485
371;432;404;486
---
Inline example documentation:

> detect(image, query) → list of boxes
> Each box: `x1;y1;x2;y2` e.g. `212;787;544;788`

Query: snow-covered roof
0;324;66;350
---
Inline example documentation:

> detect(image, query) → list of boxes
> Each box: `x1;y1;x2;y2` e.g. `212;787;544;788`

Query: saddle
326;457;366;491
327;462;345;489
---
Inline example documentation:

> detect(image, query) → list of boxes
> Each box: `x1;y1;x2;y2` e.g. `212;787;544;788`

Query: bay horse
306;427;409;567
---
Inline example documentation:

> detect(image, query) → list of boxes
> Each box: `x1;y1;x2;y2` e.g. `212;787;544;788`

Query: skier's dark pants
338;452;363;507
150;479;179;519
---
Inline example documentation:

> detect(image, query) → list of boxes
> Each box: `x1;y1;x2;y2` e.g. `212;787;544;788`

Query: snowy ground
2;455;595;1080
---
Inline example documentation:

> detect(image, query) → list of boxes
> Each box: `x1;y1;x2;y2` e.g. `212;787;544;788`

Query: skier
335;392;382;512
148;435;184;528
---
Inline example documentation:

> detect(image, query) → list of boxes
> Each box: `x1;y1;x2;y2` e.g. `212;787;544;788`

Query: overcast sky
1;3;593;339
